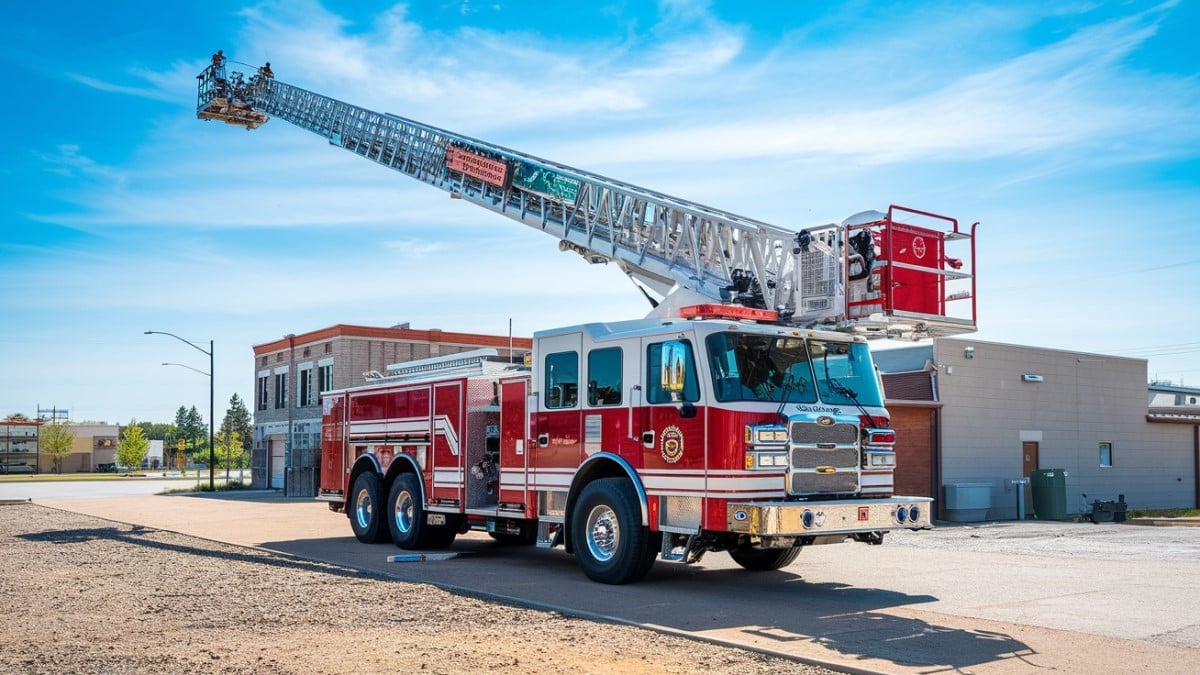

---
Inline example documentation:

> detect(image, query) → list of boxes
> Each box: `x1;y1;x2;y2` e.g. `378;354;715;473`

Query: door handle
537;433;549;447
641;430;655;448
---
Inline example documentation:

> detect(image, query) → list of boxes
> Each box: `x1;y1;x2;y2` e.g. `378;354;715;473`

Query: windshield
706;333;884;407
808;339;884;407
706;333;817;403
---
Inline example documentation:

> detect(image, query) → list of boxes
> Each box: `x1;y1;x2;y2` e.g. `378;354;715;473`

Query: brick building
250;324;531;494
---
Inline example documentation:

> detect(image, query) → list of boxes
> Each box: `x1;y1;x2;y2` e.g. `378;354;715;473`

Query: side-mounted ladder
196;59;977;336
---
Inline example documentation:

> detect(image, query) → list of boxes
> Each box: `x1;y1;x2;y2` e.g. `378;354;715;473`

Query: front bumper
727;496;933;536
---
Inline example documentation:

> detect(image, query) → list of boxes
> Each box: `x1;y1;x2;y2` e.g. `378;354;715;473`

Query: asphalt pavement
23;489;1200;674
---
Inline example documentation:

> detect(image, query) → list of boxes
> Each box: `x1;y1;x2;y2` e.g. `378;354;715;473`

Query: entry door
269;438;285;489
1022;441;1039;506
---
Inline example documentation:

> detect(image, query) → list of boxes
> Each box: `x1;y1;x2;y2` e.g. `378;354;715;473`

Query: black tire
387;473;459;550
728;544;802;571
570;478;657;584
348;472;389;544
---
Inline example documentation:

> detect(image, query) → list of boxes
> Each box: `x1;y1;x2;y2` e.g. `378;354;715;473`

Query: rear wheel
387;473;458;550
570;478;656;584
728;544;802;571
349;472;389;543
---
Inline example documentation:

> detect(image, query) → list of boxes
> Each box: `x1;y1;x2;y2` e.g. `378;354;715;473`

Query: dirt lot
0;503;831;674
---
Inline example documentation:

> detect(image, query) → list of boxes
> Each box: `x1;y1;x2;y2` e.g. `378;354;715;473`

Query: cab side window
587;347;622;406
544;351;579;409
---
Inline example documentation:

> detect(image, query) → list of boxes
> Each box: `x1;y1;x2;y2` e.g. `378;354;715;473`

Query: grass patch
1126;508;1200;519
159;480;250;495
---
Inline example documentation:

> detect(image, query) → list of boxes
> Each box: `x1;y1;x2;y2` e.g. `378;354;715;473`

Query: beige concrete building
0;421;122;474
877;339;1199;520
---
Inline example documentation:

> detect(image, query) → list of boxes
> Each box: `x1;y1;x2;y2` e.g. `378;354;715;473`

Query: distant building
1149;382;1200;407
877;339;1199;520
250;324;532;495
0;420;121;474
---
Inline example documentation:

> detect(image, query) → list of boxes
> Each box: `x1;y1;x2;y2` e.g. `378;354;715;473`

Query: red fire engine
198;58;977;584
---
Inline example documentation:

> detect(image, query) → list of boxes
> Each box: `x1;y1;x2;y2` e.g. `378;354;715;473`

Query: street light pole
146;330;215;491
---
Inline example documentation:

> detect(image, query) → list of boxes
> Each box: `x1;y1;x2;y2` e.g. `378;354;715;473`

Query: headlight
755;428;788;444
867;452;896;467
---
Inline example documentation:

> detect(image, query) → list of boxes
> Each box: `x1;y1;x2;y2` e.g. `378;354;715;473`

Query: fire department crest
661;425;684;463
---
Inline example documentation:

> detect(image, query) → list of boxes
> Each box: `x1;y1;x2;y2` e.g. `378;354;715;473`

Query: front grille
791;422;857;445
791;472;859;494
792;447;858;469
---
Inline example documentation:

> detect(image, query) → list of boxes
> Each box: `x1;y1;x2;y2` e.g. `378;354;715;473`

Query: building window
275;373;288;409
299;367;313;407
277;353;284;363
257;375;269;411
1099;442;1113;468
319;364;333;393
587;348;622;406
324;342;332;354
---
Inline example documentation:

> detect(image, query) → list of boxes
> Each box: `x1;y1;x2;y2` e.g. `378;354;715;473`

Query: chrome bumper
727;496;933;536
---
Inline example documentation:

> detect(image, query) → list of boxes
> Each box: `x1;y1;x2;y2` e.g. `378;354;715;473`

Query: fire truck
197;57;977;584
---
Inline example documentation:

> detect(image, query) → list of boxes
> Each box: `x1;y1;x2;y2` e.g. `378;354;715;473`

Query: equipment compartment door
499;377;531;512
431;382;465;505
319;395;346;495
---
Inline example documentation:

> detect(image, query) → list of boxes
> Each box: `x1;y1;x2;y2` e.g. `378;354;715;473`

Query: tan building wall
34;424;120;473
934;339;1195;517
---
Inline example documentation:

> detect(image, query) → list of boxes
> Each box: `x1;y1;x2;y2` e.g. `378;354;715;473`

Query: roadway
20;486;1200;674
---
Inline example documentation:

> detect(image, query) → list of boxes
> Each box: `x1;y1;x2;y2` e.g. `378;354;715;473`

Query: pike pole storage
197;55;978;584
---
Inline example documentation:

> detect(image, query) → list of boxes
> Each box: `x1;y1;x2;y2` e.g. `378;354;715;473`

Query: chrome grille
790;422;857;445
791;472;859;493
792;447;858;469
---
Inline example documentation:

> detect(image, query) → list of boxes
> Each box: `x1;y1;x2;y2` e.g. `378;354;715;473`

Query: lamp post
146;331;215;491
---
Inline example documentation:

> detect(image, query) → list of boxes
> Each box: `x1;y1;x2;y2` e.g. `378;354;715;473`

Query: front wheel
349;472;389;543
570;478;657;584
728;544;802;571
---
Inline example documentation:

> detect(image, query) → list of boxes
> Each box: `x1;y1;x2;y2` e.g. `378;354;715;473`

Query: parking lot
18;489;1199;673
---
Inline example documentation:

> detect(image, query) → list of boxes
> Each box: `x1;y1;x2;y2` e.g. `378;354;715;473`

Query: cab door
639;336;707;478
533;332;583;473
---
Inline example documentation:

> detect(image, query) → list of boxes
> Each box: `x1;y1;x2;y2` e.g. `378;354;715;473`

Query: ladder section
196;61;976;336
207;72;842;324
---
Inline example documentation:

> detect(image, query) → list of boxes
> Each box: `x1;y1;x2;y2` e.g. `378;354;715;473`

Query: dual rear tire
348;472;457;549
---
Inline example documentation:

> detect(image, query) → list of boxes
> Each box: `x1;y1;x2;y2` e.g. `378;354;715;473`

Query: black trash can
1030;469;1069;520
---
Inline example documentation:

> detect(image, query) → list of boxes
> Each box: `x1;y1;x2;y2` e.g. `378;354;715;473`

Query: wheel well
564;453;648;554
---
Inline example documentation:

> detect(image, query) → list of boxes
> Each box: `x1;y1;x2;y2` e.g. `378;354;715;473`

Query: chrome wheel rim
354;488;373;530
393;490;415;534
585;504;619;562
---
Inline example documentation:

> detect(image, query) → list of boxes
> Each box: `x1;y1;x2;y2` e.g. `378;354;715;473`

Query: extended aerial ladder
197;59;976;336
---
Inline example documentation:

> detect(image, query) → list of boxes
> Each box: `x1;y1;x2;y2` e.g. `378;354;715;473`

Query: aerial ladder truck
198;57;977;584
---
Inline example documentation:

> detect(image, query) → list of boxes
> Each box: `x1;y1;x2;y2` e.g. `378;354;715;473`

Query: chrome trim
574;452;649;527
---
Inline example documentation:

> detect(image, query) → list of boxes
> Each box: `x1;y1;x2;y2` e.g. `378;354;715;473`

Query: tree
116;425;149;473
5;412;29;421
174;405;206;466
220;394;252;470
186;405;206;459
40;423;76;474
214;430;244;473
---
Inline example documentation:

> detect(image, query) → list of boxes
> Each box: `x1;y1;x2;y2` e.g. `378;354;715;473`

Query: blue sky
2;0;1198;425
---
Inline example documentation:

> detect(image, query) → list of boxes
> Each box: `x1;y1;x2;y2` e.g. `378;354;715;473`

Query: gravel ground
0;504;831;675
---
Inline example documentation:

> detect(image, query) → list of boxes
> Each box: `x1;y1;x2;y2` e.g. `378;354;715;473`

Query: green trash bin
1030;469;1069;520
